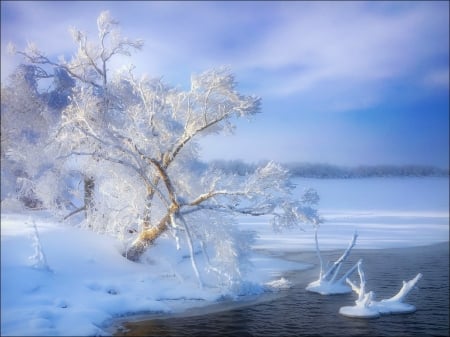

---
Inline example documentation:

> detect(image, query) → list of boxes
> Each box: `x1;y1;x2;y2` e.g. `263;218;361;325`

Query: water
113;243;449;336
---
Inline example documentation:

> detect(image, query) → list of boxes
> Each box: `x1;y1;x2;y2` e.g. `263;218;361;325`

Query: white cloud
230;1;449;102
2;1;447;95
1;1;448;166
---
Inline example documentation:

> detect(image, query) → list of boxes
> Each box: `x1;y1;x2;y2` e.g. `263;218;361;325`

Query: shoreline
107;241;449;335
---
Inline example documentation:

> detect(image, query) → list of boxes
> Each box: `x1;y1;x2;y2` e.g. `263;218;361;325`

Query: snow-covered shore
1;177;448;336
0;212;307;336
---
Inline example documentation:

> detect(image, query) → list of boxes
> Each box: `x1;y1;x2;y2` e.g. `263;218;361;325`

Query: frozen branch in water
339;261;422;318
382;273;423;303
306;231;358;295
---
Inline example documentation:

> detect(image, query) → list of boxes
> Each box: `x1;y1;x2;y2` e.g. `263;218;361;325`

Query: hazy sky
1;1;449;167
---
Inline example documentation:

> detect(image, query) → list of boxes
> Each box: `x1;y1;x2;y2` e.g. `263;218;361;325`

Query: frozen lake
239;177;449;251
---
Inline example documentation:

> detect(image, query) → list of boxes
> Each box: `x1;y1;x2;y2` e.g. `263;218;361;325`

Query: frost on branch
339;260;422;318
306;231;359;295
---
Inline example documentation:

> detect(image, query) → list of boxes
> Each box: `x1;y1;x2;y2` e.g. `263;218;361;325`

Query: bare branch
63;206;86;220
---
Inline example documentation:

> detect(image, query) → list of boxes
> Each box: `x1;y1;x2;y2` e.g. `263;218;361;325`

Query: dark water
113;243;449;337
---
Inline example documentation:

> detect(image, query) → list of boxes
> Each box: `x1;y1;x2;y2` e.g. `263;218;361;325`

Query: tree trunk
124;212;171;261
64;175;95;221
84;175;95;221
142;186;156;229
125;159;180;262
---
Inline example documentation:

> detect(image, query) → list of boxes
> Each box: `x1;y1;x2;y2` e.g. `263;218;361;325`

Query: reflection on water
114;243;449;337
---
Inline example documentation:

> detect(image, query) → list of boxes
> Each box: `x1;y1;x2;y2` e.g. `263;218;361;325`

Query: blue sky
1;1;449;168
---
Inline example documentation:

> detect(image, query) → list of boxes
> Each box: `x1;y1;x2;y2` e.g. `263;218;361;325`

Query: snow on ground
1;177;448;336
0;213;304;336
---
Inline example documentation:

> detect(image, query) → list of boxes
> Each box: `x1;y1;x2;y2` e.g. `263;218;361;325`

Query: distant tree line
209;160;449;178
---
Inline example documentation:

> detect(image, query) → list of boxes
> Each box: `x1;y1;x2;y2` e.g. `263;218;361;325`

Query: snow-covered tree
12;10;144;220
1;58;83;214
9;11;321;289
55;66;320;285
1;65;59;208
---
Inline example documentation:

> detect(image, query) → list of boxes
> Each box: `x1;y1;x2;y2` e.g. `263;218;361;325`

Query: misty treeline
1;11;320;290
210;160;449;178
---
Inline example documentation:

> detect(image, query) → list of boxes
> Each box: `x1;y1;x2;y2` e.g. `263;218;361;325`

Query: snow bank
0;211;308;336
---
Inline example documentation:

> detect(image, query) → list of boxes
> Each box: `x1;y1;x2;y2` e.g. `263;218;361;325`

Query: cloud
1;1;448;166
3;2;447;94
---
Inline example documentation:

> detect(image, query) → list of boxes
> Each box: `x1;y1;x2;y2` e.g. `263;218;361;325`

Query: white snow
1;177;448;335
339;299;419;318
0;212;305;336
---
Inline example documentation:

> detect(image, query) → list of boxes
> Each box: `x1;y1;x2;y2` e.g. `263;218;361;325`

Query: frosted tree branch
172;213;203;289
